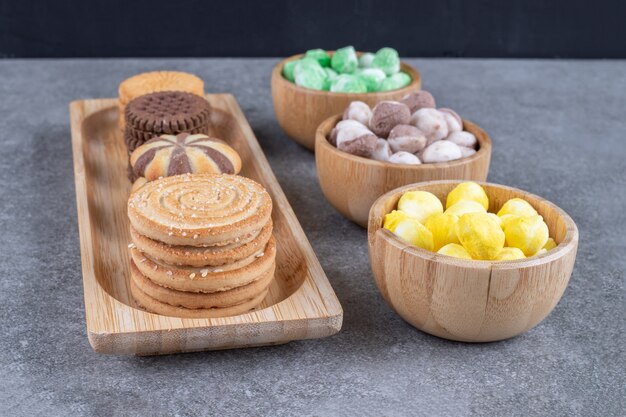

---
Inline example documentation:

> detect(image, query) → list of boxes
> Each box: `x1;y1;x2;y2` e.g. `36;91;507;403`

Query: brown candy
336;127;377;157
369;101;411;137
402;91;436;113
387;124;427;154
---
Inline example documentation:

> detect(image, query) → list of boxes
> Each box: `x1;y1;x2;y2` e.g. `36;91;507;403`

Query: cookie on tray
129;220;272;267
127;173;273;247
118;71;205;131
130;276;268;319
124;91;211;154
129;258;274;309
129;237;276;293
130;133;242;181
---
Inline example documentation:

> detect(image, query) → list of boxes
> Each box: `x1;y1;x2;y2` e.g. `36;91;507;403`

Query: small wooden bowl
368;180;579;342
271;53;422;151
315;115;492;227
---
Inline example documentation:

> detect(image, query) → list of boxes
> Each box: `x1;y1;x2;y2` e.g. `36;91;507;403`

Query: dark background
1;0;625;58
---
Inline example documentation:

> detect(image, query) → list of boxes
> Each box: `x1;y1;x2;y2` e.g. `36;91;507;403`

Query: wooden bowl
271;53;422;151
367;180;579;342
315;115;492;227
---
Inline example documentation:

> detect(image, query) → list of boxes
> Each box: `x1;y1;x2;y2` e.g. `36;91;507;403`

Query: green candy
294;57;326;79
330;74;367;93
285;47;406;92
282;60;297;82
322;68;339;90
357;68;386;92
331;46;358;74
372;47;401;75
294;57;327;90
378;72;412;91
358;52;375;69
324;67;338;80
305;48;331;67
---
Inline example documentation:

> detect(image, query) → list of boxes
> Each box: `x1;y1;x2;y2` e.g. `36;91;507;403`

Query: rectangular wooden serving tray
70;94;343;355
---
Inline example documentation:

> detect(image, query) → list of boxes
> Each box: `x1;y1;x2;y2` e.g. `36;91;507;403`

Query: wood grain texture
316;115;492;228
271;53;422;151
70;95;343;355
367;180;578;342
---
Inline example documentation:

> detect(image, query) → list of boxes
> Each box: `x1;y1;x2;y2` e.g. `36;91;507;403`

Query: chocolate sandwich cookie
118;71;205;131
124;91;211;154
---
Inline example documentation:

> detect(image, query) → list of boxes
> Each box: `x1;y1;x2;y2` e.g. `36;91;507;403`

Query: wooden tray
70;95;343;355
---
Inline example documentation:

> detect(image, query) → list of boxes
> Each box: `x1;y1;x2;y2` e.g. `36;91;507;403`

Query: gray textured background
0;59;624;417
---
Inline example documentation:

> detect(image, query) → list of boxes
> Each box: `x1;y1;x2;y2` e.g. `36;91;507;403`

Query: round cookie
130;220;272;267
118;71;205;131
130;260;274;309
130;236;276;293
124;91;211;154
128;174;273;246
130;133;242;180
130;278;268;319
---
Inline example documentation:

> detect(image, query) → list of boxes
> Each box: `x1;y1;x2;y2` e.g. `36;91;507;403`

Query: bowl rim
369;180;579;270
315;114;492;171
272;52;422;98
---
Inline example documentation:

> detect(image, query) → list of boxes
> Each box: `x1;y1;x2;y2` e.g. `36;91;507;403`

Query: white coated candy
388;151;422;165
342;101;373;126
443;112;462;133
421;140;463;163
447;131;477;148
335;119;370;132
336;126;373;148
459;146;477;158
387;125;427;154
410;108;449;144
371;138;392;162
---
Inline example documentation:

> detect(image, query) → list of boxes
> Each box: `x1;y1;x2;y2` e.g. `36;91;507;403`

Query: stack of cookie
118;71;205;131
127;173;275;318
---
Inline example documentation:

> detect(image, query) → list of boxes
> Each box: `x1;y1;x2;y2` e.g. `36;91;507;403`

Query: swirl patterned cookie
129;220;272;267
129;259;274;309
128;173;273;246
130;236;276;293
130;277;268;319
130;133;242;181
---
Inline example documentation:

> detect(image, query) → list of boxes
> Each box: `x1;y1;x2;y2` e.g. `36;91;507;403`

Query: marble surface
0;58;624;417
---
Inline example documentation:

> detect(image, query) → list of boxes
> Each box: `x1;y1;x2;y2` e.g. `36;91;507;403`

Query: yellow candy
425;213;460;251
445;200;486;217
446;182;489;210
455;213;505;260
487;213;502;227
397;191;443;223
497;198;538;218
437;243;472;259
495;247;526;261
503;215;549;256
543;237;557;251
392;218;434;251
499;214;519;229
383;210;411;231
